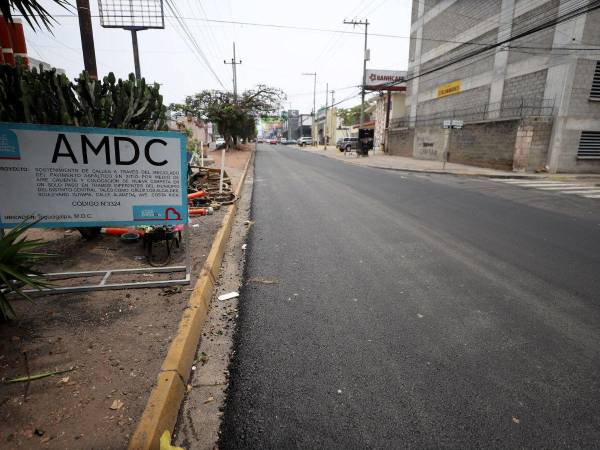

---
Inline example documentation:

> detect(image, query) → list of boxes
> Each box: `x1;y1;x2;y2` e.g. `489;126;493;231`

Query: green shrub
0;222;54;321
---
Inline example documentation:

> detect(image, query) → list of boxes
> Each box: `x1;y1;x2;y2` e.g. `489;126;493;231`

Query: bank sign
365;69;407;91
0;123;187;228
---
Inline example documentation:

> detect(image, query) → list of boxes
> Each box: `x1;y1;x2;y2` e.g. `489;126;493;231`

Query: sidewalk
293;144;600;181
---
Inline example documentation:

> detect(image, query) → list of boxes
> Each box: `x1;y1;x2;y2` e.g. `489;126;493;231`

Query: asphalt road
219;144;600;449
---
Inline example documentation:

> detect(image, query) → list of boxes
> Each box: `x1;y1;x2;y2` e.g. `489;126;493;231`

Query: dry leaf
512;416;520;424
110;399;124;410
204;396;215;404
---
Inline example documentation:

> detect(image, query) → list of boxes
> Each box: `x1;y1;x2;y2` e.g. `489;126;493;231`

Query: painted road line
514;183;578;187
582;194;600;198
561;189;600;195
537;186;593;190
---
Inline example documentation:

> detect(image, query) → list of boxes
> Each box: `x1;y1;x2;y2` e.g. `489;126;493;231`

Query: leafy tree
169;85;285;147
1;0;70;31
336;98;376;126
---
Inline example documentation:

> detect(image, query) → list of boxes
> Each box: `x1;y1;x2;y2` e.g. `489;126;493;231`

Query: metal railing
389;97;555;129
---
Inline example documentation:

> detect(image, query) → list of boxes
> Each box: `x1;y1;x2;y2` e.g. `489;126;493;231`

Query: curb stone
128;151;254;450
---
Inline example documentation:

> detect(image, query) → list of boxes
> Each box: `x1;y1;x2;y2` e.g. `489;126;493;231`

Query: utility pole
76;0;98;79
324;82;328;150
224;42;242;101
221;42;241;193
343;18;369;126
302;72;317;145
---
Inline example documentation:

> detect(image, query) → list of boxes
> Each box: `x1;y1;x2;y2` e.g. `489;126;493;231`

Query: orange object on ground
189;208;210;216
187;191;206;199
102;227;145;236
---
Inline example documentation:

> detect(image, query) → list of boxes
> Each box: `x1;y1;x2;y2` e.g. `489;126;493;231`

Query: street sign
442;119;464;129
0;123;187;228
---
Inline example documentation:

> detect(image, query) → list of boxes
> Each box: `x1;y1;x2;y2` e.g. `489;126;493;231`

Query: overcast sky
23;0;412;113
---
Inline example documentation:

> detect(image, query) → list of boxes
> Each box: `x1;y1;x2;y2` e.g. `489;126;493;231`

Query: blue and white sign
0;123;187;228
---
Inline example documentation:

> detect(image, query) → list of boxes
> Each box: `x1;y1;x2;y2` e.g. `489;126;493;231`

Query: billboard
0;123;187;228
365;70;407;91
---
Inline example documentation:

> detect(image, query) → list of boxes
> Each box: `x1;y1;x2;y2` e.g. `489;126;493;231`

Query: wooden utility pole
76;0;98;79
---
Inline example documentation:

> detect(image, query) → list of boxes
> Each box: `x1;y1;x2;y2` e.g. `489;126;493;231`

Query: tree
169;85;285;147
1;0;70;31
336;98;377;126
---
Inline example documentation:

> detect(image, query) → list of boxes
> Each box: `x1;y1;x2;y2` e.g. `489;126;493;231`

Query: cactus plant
0;63;167;130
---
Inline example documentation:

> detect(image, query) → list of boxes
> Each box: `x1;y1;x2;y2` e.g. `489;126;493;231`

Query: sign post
0;122;190;293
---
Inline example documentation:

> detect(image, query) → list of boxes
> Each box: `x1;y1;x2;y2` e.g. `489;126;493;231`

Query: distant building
402;0;600;173
168;113;212;144
28;57;66;74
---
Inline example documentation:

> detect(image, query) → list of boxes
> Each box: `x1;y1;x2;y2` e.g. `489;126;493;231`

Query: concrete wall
501;69;548;104
387;128;414;157
414;125;448;160
448;120;519;170
513;118;553;172
553;58;600;172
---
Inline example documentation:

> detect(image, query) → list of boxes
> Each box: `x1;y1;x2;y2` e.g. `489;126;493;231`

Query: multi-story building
402;0;600;173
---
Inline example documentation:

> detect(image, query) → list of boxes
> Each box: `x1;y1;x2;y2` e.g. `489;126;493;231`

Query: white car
215;137;226;147
280;138;288;145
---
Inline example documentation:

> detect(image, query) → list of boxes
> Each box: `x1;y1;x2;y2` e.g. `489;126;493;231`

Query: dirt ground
0;145;252;449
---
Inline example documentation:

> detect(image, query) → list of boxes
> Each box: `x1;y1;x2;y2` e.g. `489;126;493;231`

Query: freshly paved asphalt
219;144;600;449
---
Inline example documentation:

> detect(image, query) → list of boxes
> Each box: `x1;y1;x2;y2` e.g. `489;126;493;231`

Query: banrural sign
365;69;407;91
0;123;187;228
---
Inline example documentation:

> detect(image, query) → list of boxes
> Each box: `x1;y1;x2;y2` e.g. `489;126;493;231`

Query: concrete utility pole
302;72;317;145
76;0;98;79
343;19;369;126
224;42;242;101
324;82;329;150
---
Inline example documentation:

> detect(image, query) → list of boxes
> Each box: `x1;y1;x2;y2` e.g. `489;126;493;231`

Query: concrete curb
291;145;552;179
128;151;254;450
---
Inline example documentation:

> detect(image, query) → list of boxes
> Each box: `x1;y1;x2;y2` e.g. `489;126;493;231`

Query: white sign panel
365;69;407;91
0;123;187;228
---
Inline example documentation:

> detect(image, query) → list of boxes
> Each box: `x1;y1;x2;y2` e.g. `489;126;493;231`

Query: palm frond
1;1;71;32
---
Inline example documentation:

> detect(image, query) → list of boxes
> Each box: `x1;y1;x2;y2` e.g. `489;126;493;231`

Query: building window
577;131;600;159
591;61;600;100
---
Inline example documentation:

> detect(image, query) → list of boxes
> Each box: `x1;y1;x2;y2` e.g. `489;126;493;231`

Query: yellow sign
437;80;461;98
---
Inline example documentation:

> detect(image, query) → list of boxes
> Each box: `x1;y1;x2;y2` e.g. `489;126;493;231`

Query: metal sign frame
0;122;191;295
97;0;165;29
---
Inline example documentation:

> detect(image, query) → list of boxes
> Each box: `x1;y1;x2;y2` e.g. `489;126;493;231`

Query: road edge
128;150;255;450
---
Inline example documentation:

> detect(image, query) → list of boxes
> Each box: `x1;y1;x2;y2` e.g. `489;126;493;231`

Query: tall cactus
0;63;167;130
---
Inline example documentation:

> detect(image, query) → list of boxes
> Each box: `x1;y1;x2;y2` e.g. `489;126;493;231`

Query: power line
164;0;225;88
380;0;600;90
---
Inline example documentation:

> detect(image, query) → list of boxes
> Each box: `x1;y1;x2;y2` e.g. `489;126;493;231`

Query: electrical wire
380;0;600;89
164;0;225;88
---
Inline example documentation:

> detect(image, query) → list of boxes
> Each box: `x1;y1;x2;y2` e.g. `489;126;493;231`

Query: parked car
269;138;277;145
257;138;264;143
280;138;288;145
336;137;344;150
297;136;313;147
215;137;226;147
340;137;359;152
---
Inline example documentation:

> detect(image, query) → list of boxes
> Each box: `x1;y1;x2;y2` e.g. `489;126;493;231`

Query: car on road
269;138;277;145
257;138;264;143
339;137;359;152
280;138;288;145
336;137;344;150
297;136;312;147
215;137;226;147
